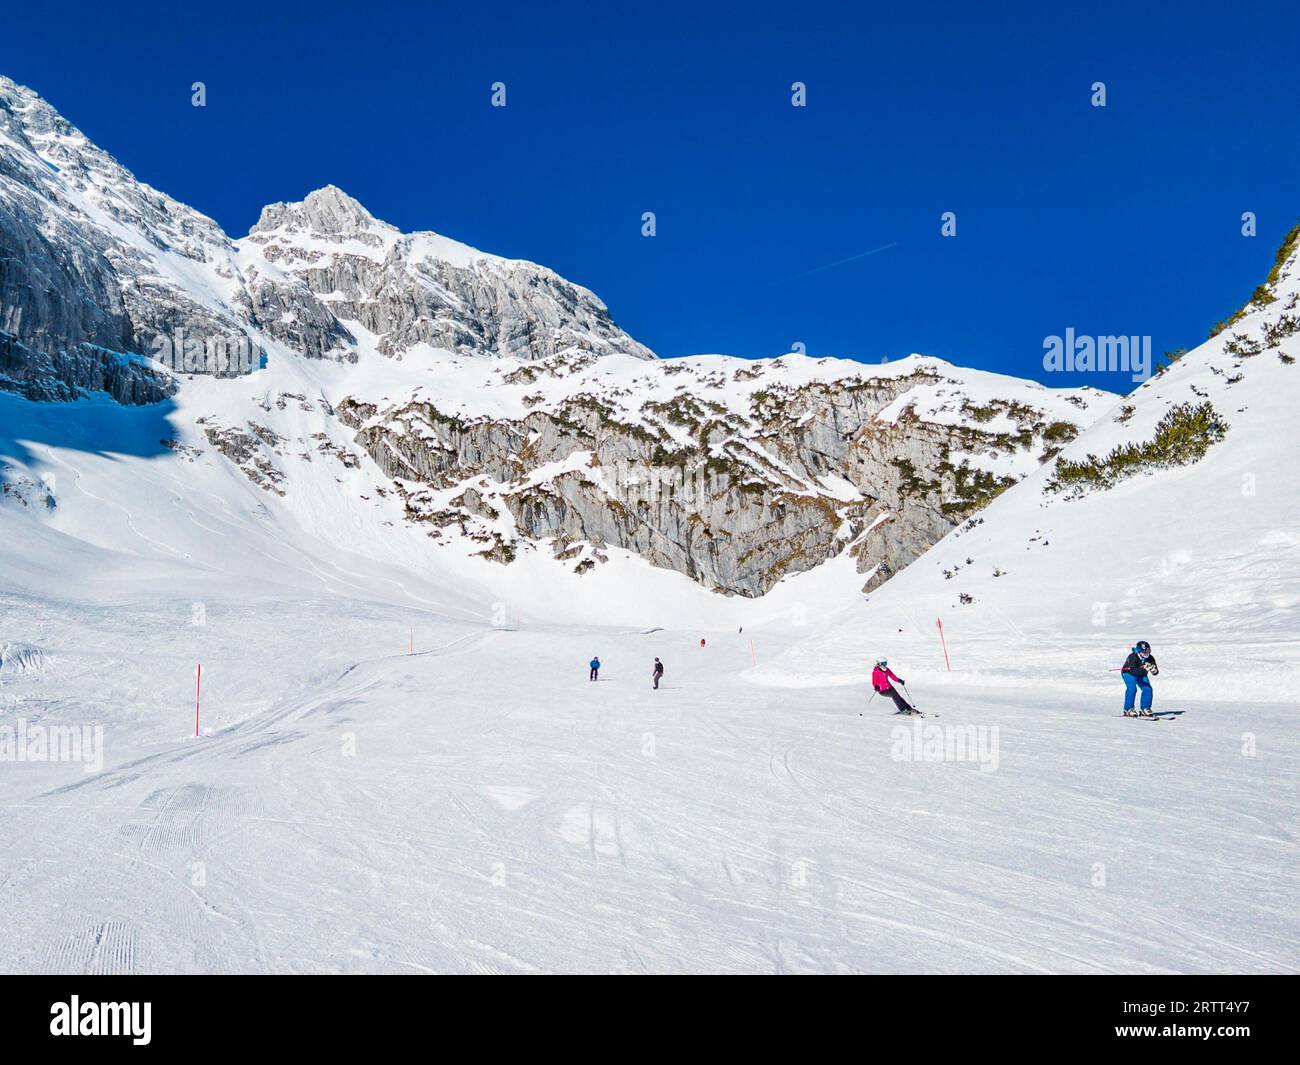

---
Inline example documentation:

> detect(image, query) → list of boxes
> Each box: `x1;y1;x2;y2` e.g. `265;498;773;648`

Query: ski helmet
876;657;887;666
1135;640;1151;654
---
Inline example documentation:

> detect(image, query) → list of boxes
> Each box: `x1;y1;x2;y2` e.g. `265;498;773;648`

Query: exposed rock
0;330;175;404
241;185;654;362
336;354;1108;595
2;76;644;400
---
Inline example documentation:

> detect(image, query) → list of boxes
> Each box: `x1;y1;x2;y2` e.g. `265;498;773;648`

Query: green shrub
1155;348;1187;376
1041;421;1078;444
1046;401;1228;496
1265;222;1300;288
1251;285;1277;308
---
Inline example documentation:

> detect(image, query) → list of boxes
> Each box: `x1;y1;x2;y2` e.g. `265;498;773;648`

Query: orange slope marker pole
937;618;951;672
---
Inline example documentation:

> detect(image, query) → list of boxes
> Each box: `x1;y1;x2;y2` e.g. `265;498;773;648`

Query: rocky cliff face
0;75;649;405
0;76;277;397
330;351;1109;595
241;186;654;363
0;73;1112;597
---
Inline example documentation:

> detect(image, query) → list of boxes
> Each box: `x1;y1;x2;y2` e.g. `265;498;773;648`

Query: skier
589;656;601;682
652;657;664;690
1120;640;1159;716
872;657;918;714
699;638;706;648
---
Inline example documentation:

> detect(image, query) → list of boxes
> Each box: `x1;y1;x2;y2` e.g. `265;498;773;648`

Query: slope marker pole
749;639;757;666
195;661;202;738
937;617;951;672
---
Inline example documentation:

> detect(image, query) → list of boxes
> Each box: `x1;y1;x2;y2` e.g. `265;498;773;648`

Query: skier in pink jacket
872;658;917;714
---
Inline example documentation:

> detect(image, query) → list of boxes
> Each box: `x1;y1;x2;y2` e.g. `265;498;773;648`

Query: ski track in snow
0;607;1294;974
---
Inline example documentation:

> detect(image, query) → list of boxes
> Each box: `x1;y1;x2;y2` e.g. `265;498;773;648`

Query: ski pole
899;680;918;711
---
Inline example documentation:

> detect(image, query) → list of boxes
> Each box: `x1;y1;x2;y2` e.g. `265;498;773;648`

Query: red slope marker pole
937;618;951;672
195;661;202;738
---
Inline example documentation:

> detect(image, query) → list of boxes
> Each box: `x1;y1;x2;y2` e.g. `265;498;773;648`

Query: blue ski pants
1122;672;1153;711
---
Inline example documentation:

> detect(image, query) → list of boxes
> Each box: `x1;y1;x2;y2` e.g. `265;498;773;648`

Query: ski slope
1;577;1295;974
4;96;1298;970
3;249;1299;971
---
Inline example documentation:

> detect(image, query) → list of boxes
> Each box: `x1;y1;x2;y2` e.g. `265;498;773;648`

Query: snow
1;331;1295;972
2;69;1295;973
1;569;1294;972
2;248;1294;972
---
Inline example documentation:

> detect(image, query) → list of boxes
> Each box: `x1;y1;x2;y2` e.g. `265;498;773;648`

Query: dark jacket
652;661;664;676
1121;651;1158;680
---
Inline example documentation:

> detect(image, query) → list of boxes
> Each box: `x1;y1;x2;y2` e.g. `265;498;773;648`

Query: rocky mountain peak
1;76;655;381
250;184;383;239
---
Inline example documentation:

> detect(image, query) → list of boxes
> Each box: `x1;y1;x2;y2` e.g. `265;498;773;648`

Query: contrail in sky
776;242;899;283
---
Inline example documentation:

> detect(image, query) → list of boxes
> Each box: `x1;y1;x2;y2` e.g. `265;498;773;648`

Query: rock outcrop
333;352;1108;595
240;185;654;362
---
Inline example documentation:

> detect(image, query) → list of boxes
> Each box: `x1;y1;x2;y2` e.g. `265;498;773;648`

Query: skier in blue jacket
589;656;600;681
1120;641;1158;716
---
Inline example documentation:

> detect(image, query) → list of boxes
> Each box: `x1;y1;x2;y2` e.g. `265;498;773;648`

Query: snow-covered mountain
755;225;1300;703
0;74;1111;598
1;75;1295;978
242;185;654;363
0;74;648;400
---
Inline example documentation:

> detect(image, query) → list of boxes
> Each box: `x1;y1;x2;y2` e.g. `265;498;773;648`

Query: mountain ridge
1;73;1112;598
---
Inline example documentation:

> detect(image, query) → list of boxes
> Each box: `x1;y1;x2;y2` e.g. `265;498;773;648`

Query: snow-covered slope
754;227;1300;705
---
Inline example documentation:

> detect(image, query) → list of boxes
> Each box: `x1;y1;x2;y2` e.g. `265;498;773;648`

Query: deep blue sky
4;1;1299;393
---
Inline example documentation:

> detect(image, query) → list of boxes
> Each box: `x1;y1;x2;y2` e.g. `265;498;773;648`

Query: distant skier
699;638;706;648
652;657;664;690
1120;641;1158;716
589;656;601;681
872;657;917;714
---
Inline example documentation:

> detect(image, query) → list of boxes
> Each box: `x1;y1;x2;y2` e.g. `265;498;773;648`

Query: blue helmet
1135;640;1151;655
